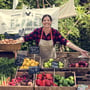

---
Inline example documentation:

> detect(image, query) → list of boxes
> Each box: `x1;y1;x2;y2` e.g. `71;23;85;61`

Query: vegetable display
36;72;57;86
54;74;75;86
69;61;88;67
19;58;39;69
8;74;33;86
43;58;64;68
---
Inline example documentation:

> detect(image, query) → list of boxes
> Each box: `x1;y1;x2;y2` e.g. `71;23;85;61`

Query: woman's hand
15;37;24;44
79;49;89;58
66;41;89;58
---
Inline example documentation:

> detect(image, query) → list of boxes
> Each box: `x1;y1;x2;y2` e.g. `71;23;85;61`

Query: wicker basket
0;43;21;51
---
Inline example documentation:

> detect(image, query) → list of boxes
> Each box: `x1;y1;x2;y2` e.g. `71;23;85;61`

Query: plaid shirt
23;27;68;46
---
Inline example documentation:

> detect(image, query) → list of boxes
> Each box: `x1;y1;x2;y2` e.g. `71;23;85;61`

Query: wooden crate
18;55;41;70
56;52;90;58
35;71;77;90
41;58;66;69
55;71;76;87
12;71;34;86
35;71;54;88
76;71;90;84
56;52;68;58
67;58;90;69
0;86;33;90
35;86;77;90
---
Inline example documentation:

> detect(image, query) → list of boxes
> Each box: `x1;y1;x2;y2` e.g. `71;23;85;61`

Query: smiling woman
14;14;89;59
42;15;52;36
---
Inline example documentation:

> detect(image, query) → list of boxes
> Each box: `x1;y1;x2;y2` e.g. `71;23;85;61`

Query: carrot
6;77;10;85
3;81;6;86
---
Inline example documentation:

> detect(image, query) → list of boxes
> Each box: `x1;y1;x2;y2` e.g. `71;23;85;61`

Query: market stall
0;48;90;90
0;38;90;90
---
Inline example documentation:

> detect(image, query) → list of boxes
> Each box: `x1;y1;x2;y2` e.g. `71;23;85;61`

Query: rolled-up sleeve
23;29;37;42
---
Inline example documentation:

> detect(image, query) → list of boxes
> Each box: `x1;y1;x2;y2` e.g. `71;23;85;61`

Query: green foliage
0;0;13;9
58;2;90;51
21;41;29;50
0;34;5;40
54;0;68;6
0;0;89;51
0;57;17;78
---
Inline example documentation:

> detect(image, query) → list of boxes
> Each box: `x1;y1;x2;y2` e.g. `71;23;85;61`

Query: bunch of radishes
69;61;88;67
36;72;57;86
8;74;33;86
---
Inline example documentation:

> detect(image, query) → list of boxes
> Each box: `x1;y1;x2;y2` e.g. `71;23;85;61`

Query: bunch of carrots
0;75;10;86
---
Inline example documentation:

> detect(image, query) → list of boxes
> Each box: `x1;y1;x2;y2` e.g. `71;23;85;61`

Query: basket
0;43;21;51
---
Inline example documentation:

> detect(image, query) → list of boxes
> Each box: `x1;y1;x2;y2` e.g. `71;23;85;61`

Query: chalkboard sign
28;46;40;54
15;54;27;66
51;61;59;68
28;66;40;74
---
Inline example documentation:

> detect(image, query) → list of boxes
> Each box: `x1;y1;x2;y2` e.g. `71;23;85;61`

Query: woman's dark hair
42;14;52;22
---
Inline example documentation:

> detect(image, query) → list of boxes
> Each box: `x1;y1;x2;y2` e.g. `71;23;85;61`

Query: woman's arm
66;41;89;57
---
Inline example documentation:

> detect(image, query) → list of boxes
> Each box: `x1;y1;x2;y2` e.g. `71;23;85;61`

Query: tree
0;0;89;51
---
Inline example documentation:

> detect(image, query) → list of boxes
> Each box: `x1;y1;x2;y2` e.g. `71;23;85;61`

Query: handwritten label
15;54;27;66
51;61;59;68
28;66;40;74
28;46;40;54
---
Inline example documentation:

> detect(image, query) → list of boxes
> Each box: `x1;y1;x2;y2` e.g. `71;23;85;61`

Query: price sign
19;29;25;36
51;61;59;68
15;54;27;66
28;66;40;74
28;46;40;54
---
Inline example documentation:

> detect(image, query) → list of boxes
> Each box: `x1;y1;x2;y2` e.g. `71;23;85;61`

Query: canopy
0;0;76;34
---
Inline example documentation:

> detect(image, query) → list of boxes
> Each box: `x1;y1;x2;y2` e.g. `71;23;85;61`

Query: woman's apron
39;28;56;59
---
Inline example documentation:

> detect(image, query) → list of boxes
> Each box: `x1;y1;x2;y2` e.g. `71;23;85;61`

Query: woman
16;14;88;59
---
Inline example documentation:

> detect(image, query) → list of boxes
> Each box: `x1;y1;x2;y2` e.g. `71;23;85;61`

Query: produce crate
35;70;54;87
64;57;90;84
35;71;77;90
42;58;66;69
54;71;76;87
67;58;90;69
11;71;34;86
18;55;41;70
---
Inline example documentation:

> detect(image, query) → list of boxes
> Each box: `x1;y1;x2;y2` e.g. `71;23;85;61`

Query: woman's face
42;16;52;28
